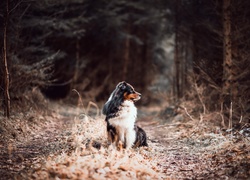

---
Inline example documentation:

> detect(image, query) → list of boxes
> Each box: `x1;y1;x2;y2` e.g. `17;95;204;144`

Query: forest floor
0;101;250;180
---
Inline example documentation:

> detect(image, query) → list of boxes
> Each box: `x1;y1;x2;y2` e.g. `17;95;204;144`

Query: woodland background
0;0;250;179
1;0;250;124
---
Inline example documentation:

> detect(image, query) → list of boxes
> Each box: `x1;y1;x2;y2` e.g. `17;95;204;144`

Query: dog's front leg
125;129;136;149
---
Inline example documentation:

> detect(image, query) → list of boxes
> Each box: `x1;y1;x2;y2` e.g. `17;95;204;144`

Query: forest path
138;106;250;179
0;103;249;179
0;106;73;180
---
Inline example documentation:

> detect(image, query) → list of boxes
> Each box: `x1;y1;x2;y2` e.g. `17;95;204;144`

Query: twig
199;113;203;124
229;101;233;137
194;83;206;114
180;106;196;121
220;102;225;127
86;101;100;118
156;122;194;128
3;0;11;118
72;89;86;113
9;0;23;14
239;115;243;123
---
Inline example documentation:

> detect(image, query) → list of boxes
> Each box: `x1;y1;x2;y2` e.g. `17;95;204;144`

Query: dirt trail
0;104;249;179
0;113;68;179
138;110;250;179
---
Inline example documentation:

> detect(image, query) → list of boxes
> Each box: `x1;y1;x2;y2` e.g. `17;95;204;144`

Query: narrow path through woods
0;110;70;179
0;103;249;179
139;107;250;179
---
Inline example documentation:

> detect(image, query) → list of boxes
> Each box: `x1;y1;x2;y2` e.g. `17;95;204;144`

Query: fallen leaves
1;103;249;179
28;114;164;180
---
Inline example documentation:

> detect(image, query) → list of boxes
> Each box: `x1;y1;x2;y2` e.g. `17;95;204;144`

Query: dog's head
103;81;141;116
115;81;141;102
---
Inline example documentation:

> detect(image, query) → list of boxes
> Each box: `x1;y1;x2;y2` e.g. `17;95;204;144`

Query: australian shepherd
102;81;148;149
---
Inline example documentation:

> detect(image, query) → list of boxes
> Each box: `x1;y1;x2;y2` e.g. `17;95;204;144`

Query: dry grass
1;96;249;180
14;104;165;180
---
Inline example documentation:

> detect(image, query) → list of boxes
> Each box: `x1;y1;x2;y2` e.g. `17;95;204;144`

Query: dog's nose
138;93;142;97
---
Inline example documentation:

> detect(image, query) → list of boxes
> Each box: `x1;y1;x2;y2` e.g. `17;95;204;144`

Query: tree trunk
222;0;232;100
73;40;80;83
180;42;185;97
174;0;181;100
221;0;232;126
3;0;11;118
123;23;130;81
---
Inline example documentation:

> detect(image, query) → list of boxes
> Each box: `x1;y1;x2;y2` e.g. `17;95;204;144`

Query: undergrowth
19;103;165;180
0;86;249;179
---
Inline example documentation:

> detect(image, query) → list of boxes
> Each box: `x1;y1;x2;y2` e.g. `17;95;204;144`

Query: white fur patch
107;91;114;103
108;100;137;148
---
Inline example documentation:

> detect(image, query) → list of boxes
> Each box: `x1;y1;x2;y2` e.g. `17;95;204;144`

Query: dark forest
0;0;249;179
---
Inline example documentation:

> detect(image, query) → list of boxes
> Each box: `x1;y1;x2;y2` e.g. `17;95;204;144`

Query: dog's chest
109;100;137;128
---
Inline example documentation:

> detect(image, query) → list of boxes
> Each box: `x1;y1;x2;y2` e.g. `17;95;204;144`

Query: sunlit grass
29;103;165;180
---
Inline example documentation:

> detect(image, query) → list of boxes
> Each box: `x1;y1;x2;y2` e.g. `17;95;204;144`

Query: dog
103;81;148;149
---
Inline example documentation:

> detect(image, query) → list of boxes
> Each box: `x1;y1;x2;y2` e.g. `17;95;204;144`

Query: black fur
103;81;132;118
106;120;117;143
134;125;148;147
103;81;148;148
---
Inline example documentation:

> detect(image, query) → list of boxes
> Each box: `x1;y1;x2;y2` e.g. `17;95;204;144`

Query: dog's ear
121;81;127;89
119;81;127;85
118;81;127;90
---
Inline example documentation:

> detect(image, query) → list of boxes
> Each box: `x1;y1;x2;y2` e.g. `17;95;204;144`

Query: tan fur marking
124;93;140;101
